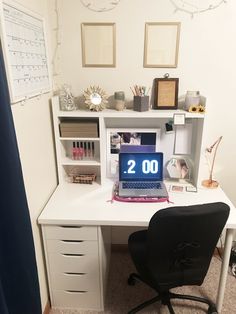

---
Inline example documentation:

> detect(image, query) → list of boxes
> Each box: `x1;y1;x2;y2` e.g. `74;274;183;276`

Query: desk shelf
52;95;205;187
57;108;205;119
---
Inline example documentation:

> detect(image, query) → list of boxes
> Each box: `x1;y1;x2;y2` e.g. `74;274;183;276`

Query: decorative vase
114;91;125;111
184;91;200;111
59;85;76;111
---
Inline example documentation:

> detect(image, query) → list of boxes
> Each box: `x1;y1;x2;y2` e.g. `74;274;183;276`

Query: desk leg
216;228;234;313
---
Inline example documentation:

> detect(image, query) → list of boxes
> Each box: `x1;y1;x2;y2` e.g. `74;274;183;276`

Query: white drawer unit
42;224;110;311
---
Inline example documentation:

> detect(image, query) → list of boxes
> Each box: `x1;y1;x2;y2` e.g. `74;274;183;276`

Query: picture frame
106;128;160;178
144;22;180;68
81;22;116;67
154;77;179;110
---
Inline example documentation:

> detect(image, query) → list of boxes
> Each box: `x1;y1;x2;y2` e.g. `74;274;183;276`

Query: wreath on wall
80;0;120;12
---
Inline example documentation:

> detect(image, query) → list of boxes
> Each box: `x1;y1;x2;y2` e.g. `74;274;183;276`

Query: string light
52;0;60;77
170;0;227;17
80;0;120;12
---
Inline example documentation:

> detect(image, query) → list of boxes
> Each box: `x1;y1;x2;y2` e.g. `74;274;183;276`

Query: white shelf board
60;137;100;141
61;157;101;166
56;108;205;119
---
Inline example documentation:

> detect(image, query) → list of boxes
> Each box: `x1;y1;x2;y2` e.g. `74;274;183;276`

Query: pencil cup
133;96;149;112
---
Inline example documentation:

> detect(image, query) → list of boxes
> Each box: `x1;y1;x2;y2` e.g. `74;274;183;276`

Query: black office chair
127;202;230;314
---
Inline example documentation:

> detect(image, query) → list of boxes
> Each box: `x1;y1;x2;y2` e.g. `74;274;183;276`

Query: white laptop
118;152;168;198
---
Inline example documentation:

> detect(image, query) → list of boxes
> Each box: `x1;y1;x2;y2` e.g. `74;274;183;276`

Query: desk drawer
48;252;99;274
44;225;97;241
46;239;98;255
51;289;101;309
50;271;100;291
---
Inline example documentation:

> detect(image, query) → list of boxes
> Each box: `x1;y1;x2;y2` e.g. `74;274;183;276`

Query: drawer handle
62;253;84;257
60;240;84;243
65;290;87;294
59;226;82;229
64;272;86;276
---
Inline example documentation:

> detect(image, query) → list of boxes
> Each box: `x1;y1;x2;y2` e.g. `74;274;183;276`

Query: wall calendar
0;0;51;103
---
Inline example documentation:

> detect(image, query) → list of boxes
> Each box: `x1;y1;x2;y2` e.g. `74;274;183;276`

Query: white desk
38;181;236;312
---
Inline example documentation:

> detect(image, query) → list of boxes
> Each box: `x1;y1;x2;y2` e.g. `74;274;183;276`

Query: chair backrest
147;202;229;291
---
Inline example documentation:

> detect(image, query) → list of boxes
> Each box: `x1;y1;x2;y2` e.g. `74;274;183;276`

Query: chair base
127;273;218;314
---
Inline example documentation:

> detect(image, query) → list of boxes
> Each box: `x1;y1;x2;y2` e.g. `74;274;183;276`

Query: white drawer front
44;225;97;240
48;252;99;274
46;239;98;255
51;289;101;309
50;271;100;291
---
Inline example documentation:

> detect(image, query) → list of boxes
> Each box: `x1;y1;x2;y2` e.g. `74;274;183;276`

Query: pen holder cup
133;96;149;112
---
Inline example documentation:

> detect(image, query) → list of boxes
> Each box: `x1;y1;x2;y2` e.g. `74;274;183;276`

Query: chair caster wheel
128;275;136;286
208;306;218;314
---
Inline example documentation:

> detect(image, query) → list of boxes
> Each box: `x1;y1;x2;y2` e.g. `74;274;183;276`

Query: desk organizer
71;173;96;184
133;96;149;112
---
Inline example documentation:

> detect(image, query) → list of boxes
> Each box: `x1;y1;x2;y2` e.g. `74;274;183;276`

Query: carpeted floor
50;250;236;314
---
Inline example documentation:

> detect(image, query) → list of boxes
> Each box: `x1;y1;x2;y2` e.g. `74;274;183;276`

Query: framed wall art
81;22;116;67
154;77;179;110
144;22;180;68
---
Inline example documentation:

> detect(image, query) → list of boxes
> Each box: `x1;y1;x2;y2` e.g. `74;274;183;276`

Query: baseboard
43;301;50;314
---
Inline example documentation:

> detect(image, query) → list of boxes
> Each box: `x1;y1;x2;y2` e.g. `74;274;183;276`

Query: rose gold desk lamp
202;136;222;189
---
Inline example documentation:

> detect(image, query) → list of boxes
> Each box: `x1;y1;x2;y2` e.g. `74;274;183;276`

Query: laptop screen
119;152;163;181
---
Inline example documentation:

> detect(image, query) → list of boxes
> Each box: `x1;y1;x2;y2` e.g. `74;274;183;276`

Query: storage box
60;119;98;138
133;96;149;112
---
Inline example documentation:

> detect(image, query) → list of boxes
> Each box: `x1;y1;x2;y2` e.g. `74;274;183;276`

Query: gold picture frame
81;23;116;67
144;22;181;68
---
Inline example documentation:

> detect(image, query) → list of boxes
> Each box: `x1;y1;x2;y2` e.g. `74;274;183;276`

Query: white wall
48;0;236;203
3;0;58;310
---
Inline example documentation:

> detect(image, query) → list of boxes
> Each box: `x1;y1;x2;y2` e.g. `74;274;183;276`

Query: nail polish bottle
84;142;87;158
80;142;84;160
72;141;76;160
92;142;95;158
87;142;91;159
76;142;80;160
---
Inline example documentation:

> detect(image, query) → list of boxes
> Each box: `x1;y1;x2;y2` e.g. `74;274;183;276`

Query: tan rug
50;250;236;314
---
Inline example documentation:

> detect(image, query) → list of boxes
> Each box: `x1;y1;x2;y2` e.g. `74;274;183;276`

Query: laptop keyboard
122;182;161;190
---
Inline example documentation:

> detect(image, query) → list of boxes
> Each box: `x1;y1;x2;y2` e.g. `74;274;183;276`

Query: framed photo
106;128;160;178
144;22;180;68
154;77;179;109
81;22;116;67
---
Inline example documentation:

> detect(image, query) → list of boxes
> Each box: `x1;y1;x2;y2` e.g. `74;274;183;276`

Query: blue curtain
0;48;42;313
